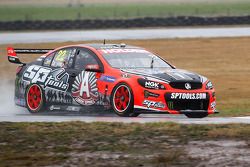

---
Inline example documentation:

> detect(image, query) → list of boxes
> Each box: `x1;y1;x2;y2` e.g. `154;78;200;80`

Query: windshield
99;48;172;69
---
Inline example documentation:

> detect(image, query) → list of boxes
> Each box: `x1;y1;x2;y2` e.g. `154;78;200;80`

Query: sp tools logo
23;65;69;91
170;93;207;100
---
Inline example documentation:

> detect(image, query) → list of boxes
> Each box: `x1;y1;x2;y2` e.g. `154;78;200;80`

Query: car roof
77;43;144;50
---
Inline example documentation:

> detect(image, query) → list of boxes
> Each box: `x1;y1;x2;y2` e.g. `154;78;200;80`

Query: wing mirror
85;64;102;73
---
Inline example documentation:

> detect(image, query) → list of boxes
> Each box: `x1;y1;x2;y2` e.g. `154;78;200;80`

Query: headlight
138;78;166;90
206;81;213;90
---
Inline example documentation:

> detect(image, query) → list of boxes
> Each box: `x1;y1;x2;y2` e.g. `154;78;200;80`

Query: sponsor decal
44;69;69;91
100;75;116;83
145;81;159;89
144;90;160;98
100;49;150;54
143;100;165;109
23;65;50;83
9;57;16;61
138;78;165;90
170;93;207;100
72;71;99;105
211;101;216;110
23;65;69;91
45;89;72;104
185;83;191;90
66;106;81;112
49;105;61;111
206;81;213;90
121;73;130;78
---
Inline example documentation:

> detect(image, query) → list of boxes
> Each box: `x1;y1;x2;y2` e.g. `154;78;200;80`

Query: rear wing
7;47;54;65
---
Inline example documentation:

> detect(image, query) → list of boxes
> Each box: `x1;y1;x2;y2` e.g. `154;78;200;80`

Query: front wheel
111;83;139;117
185;112;208;118
25;84;45;113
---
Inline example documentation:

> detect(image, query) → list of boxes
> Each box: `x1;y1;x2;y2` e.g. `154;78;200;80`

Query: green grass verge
215;108;250;117
0;2;250;21
0;122;250;166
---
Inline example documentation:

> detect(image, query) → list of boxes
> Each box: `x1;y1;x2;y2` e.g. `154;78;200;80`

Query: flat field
0;1;249;21
1;37;250;116
0;122;250;166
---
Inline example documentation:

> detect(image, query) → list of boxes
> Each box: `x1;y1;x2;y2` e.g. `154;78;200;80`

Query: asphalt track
1;27;250;44
1;109;250;124
1;27;250;123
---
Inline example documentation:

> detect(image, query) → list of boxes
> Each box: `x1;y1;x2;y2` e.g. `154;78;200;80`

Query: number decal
56;50;67;62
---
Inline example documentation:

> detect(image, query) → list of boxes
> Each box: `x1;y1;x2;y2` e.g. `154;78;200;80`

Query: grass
0;122;250;166
0;2;250;21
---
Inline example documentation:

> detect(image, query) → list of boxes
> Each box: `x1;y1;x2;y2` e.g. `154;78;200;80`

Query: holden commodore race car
7;43;217;118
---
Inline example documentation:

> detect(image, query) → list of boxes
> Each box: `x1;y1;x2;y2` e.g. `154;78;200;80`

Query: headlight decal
211;101;216;110
206;81;213;90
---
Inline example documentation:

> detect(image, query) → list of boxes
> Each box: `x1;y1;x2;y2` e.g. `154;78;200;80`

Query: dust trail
0;80;26;116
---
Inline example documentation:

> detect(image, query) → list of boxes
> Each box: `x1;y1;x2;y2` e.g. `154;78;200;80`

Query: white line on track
1;27;250;44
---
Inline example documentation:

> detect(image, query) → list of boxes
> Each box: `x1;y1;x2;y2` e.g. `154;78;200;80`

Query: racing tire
25;84;45;113
185;112;208;118
111;83;139;117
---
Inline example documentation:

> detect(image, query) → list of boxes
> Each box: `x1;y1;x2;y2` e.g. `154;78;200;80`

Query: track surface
1;27;250;44
1;107;250;124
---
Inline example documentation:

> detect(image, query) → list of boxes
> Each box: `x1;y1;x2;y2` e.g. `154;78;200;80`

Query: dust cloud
0;80;26;116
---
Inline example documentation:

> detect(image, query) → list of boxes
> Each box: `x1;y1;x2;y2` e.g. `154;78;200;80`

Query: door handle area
70;73;77;77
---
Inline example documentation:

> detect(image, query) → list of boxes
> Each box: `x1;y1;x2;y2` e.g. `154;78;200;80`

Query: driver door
70;47;103;106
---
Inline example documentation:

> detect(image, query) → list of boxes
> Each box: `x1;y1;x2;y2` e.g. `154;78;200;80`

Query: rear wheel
25;84;45;113
111;83;139;117
185;112;208;118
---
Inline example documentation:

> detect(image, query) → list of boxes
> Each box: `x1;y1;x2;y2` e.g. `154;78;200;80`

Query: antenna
103;39;106;45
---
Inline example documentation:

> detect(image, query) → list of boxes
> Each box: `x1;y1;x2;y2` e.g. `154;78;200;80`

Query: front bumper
134;90;217;115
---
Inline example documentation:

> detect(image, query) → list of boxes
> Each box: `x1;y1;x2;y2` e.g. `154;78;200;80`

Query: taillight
16;66;23;74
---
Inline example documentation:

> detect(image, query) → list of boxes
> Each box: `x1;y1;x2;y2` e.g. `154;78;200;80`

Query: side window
51;48;76;68
74;49;99;70
43;52;54;66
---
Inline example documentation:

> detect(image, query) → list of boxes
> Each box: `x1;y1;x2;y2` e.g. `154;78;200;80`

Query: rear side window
43;52;54;66
51;48;76;68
